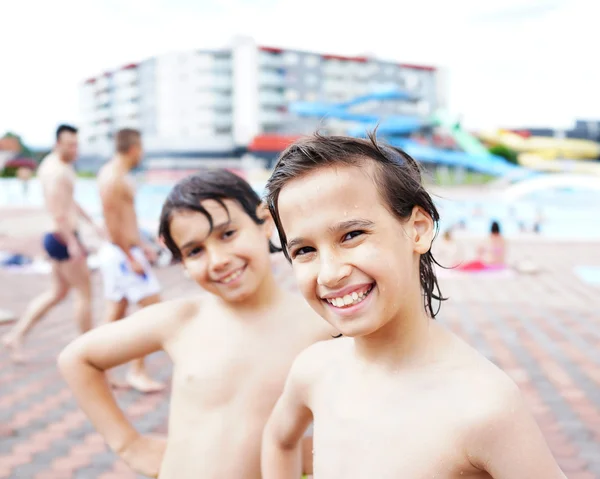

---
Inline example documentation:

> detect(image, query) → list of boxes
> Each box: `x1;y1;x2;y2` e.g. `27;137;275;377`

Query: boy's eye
187;246;203;257
291;246;315;258
222;229;236;239
343;230;364;241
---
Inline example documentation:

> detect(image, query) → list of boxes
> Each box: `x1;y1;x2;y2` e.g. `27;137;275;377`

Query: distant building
79;36;445;170
515;120;600;142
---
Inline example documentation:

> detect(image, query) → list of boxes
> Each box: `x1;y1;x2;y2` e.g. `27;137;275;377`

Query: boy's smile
320;282;374;311
214;265;247;285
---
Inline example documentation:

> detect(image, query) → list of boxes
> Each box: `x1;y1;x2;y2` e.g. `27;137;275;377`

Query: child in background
261;133;565;479
59;169;335;479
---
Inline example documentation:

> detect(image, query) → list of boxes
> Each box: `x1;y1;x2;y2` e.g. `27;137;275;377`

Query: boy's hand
127;256;146;276
142;243;158;264
121;434;167;478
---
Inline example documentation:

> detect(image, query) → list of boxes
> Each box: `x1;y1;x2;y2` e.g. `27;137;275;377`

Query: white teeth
221;268;243;284
325;287;372;308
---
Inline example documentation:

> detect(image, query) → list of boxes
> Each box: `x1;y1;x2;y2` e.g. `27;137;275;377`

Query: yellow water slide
518;153;600;176
478;129;600;160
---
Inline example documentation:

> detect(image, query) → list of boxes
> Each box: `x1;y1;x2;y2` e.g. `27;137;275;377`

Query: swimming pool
1;178;599;241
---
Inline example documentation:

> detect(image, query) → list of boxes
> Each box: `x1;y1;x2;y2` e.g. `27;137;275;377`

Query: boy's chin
326;317;381;339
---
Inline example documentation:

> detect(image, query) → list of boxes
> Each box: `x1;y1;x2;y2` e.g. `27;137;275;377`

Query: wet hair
56;124;77;141
491;221;501;234
159;169;280;260
265;130;447;318
116;128;141;154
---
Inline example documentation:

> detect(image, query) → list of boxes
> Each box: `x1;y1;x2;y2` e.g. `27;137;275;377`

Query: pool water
1;178;599;240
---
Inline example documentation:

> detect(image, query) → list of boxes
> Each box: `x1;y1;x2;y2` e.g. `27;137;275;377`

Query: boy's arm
262;347;318;479
468;380;567;479
58;299;192;454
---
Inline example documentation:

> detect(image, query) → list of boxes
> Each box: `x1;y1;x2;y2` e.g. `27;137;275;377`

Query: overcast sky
0;0;596;147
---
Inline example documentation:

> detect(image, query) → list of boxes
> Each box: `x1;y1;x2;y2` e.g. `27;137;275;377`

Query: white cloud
0;0;595;146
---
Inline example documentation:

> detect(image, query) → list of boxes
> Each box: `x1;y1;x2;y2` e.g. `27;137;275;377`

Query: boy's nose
317;254;351;288
208;250;231;272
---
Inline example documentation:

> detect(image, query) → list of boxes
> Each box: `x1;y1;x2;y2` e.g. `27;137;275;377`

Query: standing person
96;128;164;393
2;125;100;363
261;133;565;479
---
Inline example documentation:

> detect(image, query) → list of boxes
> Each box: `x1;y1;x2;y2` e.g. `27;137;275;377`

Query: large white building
79;36;446;169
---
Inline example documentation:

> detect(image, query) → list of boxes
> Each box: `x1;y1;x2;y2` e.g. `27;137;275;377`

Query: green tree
1;131;34;157
488;144;519;165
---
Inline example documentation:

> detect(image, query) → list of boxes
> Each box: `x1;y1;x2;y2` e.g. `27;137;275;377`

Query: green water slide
431;110;490;156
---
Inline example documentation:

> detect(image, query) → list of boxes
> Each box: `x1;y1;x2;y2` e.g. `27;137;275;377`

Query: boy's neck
226;266;283;314
353;295;441;370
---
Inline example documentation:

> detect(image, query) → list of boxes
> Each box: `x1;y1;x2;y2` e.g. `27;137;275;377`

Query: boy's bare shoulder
141;295;203;337
443;337;528;437
152;295;202;319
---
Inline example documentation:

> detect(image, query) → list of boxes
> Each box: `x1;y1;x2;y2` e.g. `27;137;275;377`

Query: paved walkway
0;241;599;478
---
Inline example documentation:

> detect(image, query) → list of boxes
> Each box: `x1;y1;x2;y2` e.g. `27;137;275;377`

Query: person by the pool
457;220;506;272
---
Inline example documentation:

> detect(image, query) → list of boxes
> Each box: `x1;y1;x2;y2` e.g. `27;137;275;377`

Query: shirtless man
3;124;101;362
96;129;164;393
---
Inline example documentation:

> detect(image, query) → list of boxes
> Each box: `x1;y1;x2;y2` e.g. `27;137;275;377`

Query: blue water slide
288;89;533;177
347;116;430;137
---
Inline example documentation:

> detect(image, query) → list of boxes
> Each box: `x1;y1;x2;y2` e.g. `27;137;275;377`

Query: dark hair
116;128;141;154
265;131;446;318
56;124;77;141
491;221;501;234
159;169;281;260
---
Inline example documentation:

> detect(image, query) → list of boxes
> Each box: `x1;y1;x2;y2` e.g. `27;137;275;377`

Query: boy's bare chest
311;377;485;478
170;326;308;409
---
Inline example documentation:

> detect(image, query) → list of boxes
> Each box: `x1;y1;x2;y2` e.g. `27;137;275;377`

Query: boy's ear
256;202;275;238
410;206;435;254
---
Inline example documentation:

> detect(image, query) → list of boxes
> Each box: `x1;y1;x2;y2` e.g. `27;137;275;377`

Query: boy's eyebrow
287;219;375;251
179;221;231;251
327;219;375;235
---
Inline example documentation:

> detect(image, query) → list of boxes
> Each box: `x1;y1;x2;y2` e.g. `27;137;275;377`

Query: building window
283;52;299;66
304;55;320;68
305;74;319;86
285;89;299;101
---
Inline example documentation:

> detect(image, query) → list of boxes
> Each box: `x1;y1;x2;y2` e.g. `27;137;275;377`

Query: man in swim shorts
96;128;164;393
2;125;103;362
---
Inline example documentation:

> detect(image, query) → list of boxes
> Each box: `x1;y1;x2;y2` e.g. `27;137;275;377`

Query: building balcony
211;75;233;91
213;113;233;128
213;59;232;73
259;91;285;106
260;110;286;124
259;72;285;88
259;52;282;69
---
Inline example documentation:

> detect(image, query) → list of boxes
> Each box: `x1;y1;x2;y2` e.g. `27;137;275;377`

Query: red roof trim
259;46;283;54
121;63;138;70
322;54;367;63
398;63;436;72
248;134;301;152
84;78;96;85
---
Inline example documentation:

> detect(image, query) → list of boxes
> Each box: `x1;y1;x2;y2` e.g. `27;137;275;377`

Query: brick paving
0;241;599;478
